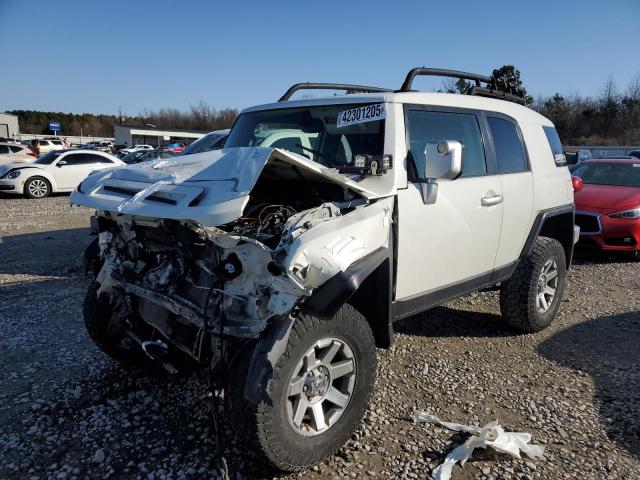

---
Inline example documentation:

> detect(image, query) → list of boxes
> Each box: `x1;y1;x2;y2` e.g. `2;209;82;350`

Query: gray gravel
1;196;639;480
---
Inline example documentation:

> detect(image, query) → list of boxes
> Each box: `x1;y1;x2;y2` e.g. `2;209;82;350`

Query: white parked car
29;139;65;155
0;142;37;164
0;149;124;198
120;144;154;153
71;68;577;472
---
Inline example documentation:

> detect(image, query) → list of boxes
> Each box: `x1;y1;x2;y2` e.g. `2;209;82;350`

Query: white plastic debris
412;411;545;480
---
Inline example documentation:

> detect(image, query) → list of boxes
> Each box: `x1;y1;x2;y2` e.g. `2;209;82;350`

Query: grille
575;213;600;234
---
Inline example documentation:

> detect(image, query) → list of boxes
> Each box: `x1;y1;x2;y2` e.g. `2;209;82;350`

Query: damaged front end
74;147;393;368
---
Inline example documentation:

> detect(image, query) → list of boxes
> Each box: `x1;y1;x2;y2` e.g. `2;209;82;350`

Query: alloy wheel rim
536;259;558;313
286;337;356;437
28;179;48;197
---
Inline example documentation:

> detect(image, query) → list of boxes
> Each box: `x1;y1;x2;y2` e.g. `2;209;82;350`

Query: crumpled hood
70;147;383;226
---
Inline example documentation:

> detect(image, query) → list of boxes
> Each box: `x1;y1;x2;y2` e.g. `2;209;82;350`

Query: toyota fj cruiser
71;67;578;472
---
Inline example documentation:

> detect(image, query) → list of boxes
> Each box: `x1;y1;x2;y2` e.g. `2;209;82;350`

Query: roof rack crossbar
278;82;392;102
399;68;491;92
399;67;526;105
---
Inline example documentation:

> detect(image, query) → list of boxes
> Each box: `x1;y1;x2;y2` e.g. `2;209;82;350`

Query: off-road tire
83;280;147;366
23;176;51;199
500;237;566;333
229;304;376;472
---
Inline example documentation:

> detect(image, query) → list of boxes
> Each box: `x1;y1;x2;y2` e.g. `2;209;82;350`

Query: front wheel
500;237;567;332
24;176;50;199
230;304;376;472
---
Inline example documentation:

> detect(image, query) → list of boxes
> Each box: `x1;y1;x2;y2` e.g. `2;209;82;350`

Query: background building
0;112;20;139
114;124;206;147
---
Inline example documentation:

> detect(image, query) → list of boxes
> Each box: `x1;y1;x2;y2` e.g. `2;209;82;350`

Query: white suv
71;68;577;472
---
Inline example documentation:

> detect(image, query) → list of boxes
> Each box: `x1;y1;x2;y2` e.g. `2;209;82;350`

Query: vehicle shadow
572;247;637;265
394;305;520;339
0;228;90;277
538;311;640;458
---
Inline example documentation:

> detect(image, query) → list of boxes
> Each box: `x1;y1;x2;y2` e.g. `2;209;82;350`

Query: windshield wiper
295;143;325;157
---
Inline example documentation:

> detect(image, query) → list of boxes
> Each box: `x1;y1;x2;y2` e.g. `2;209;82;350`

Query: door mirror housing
425;141;462;180
56;160;67;167
419;140;463;205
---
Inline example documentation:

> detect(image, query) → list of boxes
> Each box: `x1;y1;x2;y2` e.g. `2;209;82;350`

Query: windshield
34;151;62;165
571;162;640;187
224;103;385;171
181;132;227;156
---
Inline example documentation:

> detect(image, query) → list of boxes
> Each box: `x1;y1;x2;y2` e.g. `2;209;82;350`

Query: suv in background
563;147;593;165
71;68;577;473
30;139;64;155
180;129;229;156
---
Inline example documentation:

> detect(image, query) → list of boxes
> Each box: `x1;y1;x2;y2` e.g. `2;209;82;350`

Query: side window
542;126;567;167
270;136;306;157
61;153;86;165
0;145;10;154
63;153;104;165
406;110;487;178
84;154;110;164
488;117;528;174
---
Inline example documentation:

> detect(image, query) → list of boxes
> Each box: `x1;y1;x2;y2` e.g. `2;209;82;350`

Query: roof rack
278;82;392;102
399;67;526;105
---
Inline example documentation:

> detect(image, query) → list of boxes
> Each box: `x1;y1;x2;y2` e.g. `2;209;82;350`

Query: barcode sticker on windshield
337;103;385;128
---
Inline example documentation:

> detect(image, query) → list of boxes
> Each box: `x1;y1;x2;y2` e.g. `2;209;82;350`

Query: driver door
395;107;504;304
54;153;101;190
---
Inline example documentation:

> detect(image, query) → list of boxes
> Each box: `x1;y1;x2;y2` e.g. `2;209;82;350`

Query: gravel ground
1;195;639;480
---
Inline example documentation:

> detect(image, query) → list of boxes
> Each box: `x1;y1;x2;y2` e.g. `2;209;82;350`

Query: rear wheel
229;304;376;471
24;176;50;199
500;237;567;332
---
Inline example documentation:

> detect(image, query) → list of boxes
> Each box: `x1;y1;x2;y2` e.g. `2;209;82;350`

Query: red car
571;158;640;260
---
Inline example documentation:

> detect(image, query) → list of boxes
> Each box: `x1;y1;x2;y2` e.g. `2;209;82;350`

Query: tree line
7;101;239;138
442;66;640;146
532;76;640;146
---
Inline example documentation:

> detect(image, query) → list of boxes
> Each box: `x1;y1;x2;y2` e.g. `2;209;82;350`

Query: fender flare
520;204;575;267
243;315;295;403
300;247;389;320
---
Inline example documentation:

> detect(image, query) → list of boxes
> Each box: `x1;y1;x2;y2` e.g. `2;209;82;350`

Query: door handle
481;194;503;207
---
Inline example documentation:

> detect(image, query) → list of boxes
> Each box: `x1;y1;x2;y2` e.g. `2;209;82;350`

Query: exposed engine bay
90;165;393;366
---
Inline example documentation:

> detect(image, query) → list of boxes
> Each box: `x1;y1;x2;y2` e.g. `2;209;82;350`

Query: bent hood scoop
70;147;382;226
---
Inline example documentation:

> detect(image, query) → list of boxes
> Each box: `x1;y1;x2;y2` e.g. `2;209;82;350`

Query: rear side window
0;145;9;154
488;117;527;174
406;110;487;178
543;126;567;166
9;146;24;153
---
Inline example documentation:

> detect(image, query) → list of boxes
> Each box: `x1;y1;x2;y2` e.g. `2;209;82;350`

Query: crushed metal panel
71;147;386;227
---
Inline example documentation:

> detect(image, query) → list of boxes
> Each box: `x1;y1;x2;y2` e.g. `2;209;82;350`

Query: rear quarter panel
521;122;573;213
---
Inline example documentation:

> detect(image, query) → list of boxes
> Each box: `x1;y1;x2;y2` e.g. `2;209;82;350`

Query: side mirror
419;140;463;205
57;160;67;167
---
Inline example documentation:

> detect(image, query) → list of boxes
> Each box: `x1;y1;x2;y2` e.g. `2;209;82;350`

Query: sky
1;0;639;115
